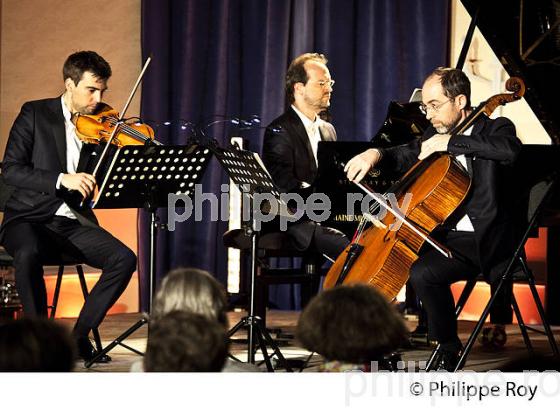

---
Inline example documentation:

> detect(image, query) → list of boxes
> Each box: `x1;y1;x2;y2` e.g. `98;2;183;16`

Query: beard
435;124;451;134
434;114;461;134
304;93;331;112
71;97;99;115
80;103;99;115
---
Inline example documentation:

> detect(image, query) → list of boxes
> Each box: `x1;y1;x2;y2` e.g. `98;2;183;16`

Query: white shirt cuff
56;173;64;189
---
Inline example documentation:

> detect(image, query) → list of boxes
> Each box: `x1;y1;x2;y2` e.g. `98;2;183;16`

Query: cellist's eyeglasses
419;98;453;115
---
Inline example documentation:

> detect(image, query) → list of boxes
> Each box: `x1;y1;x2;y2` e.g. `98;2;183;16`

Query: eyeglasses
316;79;335;88
419;98;453;115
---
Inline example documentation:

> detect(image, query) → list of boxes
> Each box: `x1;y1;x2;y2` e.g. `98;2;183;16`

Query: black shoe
434;348;463;372
76;337;112;363
407;326;436;348
378;352;403;371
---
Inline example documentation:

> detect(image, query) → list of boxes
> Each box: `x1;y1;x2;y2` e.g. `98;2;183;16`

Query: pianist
262;52;349;261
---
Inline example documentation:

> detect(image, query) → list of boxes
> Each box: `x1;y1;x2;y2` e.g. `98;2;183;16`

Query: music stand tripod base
213;144;293;372
85;143;213;367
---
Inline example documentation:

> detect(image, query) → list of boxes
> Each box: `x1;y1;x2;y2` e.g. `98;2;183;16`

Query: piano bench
223;229;322;325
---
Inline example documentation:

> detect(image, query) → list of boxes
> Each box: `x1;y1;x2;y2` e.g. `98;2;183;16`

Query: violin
73;102;160;147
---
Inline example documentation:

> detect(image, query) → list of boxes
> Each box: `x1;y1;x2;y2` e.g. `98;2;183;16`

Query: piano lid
371;101;430;148
460;0;560;144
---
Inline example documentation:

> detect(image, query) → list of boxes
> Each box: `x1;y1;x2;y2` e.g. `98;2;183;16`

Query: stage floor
62;310;560;372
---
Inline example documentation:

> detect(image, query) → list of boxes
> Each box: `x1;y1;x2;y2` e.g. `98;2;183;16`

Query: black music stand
213;143;293;372
84;143;212;367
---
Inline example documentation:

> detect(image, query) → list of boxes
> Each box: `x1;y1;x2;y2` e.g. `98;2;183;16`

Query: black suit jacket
379;115;522;282
263;107;336;194
1;97;99;241
262;107;337;249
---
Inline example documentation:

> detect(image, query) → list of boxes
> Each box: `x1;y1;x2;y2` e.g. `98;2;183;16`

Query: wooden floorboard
59;310;560;372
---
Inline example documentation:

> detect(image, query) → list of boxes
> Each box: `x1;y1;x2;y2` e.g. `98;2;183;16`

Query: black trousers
408;231;512;345
3;216;136;336
287;222;349;261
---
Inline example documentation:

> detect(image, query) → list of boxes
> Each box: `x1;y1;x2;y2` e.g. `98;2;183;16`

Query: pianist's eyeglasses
316;79;335;88
419;98;453;115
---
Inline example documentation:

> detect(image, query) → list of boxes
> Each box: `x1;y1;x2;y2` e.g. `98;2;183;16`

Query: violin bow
81;56;152;207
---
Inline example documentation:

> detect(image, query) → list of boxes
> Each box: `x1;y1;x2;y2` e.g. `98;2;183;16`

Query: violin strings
108;117;149;141
107;118;148;141
106;117;150;142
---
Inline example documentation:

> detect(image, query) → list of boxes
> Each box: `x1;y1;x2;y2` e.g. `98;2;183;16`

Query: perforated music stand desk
85;143;212;367
212;144;292;218
213;144;292;371
92;144;212;209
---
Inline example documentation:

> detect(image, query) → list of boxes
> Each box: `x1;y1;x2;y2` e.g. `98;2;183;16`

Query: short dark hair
285;53;328;107
62;51;112;86
144;311;228;372
0;318;75;372
296;284;408;364
425;67;471;109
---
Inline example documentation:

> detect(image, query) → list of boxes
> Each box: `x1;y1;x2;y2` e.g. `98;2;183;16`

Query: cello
323;77;526;299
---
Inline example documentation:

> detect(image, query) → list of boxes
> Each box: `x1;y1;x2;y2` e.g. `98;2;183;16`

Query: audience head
151;268;228;327
297;284;407;365
144;311;228;372
0;317;75;372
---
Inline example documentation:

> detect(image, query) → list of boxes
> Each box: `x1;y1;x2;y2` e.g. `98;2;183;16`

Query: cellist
0;51;136;363
345;68;521;370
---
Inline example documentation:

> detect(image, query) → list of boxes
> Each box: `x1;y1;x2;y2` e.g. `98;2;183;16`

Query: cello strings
352;191;387;242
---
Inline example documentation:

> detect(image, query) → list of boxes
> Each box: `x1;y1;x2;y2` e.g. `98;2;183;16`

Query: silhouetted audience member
131;267;259;372
151;267;228;326
144;311;227;372
0;317;75;371
297;284;408;371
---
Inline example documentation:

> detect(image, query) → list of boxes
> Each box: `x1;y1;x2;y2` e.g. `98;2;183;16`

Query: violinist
1;51;136;363
345;68;521;370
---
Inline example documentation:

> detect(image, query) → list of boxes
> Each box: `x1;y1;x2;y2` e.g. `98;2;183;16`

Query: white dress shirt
291;104;323;165
453;126;475;232
55;96;82;219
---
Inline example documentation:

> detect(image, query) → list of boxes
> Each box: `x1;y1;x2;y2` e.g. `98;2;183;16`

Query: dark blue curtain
139;0;450;310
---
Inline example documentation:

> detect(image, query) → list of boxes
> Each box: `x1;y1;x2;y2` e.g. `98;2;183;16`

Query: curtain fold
139;0;450;310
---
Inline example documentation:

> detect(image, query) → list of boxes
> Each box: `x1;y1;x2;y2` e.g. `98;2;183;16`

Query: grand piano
316;0;560;322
